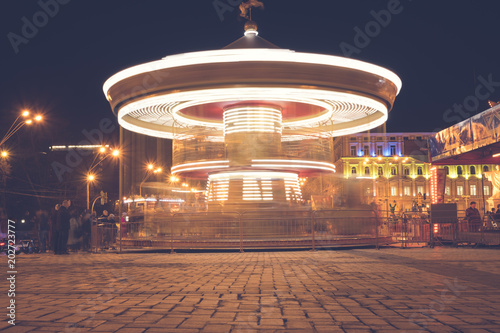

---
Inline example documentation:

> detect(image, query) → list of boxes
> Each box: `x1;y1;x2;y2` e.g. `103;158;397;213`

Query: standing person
465;201;481;232
57;200;71;254
67;208;81;252
37;210;50;253
494;204;500;221
81;210;92;251
121;212;128;238
52;204;60;254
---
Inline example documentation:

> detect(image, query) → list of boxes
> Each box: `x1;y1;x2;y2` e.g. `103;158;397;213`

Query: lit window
484;186;490;196
365;167;370;175
483;166;489;173
351;167;357;174
457;166;463;175
444;166;449;175
391;186;397;196
404;168;409;176
376;145;383;156
470;185;477;196
445;186;450;196
378;167;383;176
390;145;396;156
417;167;423;175
457;185;463;196
350;146;357;157
363;145;370;156
470;166;476;175
417;185;424;195
391;167;397;175
404;186;411;196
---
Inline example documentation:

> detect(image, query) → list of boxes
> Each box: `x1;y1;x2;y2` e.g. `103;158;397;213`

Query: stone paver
1;248;500;332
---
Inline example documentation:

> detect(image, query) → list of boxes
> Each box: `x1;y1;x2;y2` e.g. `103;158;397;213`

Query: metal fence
98;209;392;252
90;209;500;252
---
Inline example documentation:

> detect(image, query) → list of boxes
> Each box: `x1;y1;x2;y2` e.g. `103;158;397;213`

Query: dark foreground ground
1;247;500;332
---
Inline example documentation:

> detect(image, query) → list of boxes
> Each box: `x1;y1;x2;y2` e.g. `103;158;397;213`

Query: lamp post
140;165;162;196
0;110;43;147
89;147;120;173
87;174;95;210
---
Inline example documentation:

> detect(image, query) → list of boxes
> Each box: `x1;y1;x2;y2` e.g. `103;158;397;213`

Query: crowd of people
29;200;118;254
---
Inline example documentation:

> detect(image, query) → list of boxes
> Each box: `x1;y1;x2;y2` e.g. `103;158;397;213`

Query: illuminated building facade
103;20;401;210
333;132;495;213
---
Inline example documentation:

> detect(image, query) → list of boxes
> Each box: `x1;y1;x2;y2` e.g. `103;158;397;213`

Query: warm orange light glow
112;149;120;157
26;119;33;125
170;175;179;182
34;115;42;121
378;157;382;161
22;110;30;117
182;183;189;187
148;164;154;170
156;167;162;173
99;147;106;153
1;151;7;158
87;174;95;181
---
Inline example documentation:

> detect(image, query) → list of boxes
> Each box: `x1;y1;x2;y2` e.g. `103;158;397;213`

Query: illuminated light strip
224;106;282;136
209;171;299;180
225;115;282;121
251;164;336;172
171;165;229;174
226;128;280;134
171;160;229;170
104;48;401;96
116;87;387;137
252;159;336;168
160;199;184;203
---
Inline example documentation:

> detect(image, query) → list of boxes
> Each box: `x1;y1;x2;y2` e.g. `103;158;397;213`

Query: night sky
1;0;500;148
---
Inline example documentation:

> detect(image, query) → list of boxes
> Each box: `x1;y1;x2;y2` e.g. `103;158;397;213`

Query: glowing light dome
104;21;401;208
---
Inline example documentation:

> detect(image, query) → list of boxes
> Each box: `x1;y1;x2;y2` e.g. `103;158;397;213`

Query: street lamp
0;151;7;158
89;146;120;173
0;110;44;146
86;174;95;210
140;164;162;196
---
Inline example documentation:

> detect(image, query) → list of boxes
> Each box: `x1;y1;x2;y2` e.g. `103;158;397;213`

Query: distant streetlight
170;175;179;183
86;174;96;210
0;151;7;158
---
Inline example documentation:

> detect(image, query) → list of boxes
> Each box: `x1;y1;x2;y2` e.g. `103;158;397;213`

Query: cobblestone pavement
1;247;500;332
